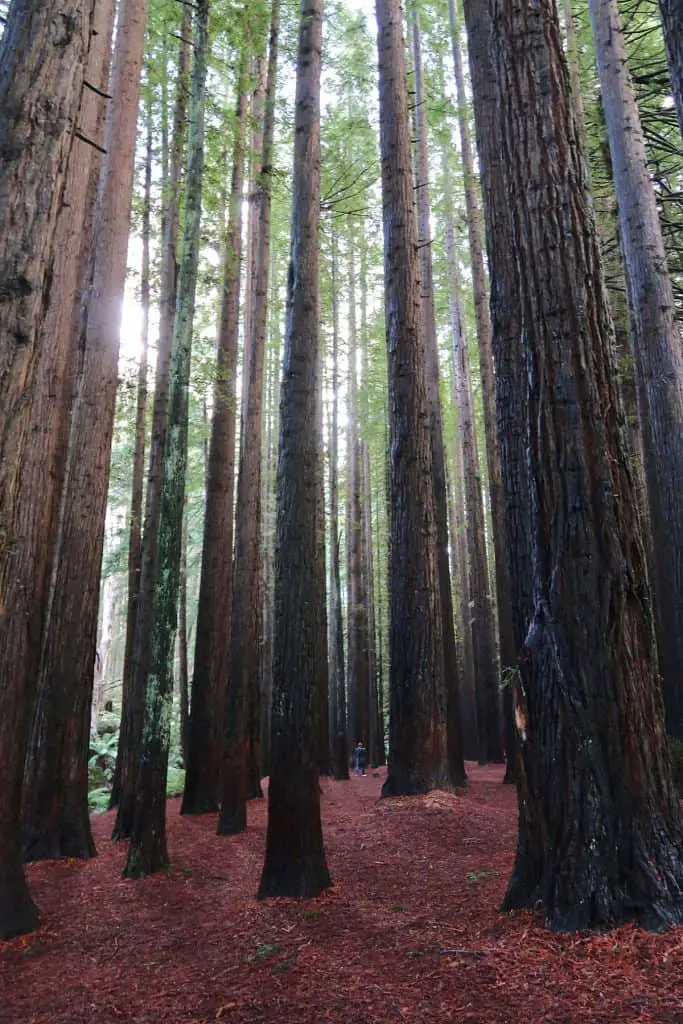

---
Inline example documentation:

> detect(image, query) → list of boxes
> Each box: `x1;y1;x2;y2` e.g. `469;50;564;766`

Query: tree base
381;769;453;798
0;873;39;941
180;795;218;816
257;858;331;900
123;837;169;880
217;806;247;836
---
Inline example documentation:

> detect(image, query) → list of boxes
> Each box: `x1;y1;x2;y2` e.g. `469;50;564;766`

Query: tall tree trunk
258;0;331;900
20;0;146;871
448;0;508;767
658;0;683;139
118;88;153;793
218;0;281;834
588;0;683;745
112;13;191;828
345;234;368;755
183;33;249;817
489;0;683;930
241;56;267;432
124;0;209;878
314;332;331;777
411;9;465;787
0;0;98;940
441;166;479;763
375;0;450;797
18;0;114;862
178;505;190;765
462;0;531;781
259;252;280;778
329;225;348;781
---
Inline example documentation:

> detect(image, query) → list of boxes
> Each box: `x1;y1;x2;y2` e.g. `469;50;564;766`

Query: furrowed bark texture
125;0;209;879
0;0;95;941
183;37;249;818
21;0;145;872
219;1;281;833
15;0;113;868
258;0;331;900
490;0;683;930
411;9;465;787
588;0;683;744
112;13;190;829
375;0;450;798
463;0;531;779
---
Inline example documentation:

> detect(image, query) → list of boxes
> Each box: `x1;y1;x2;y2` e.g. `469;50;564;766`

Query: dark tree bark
588;0;683;745
111;12;191;828
448;0;508;768
411;9;465;787
183;34;249;817
0;0;96;941
314;332;330;777
328;225;349;781
488;0;683;930
178;506;190;765
124;0;209;878
20;0;146;870
258;0;331;900
462;0;531;781
375;0;450;797
218;0;281;834
658;0;683;139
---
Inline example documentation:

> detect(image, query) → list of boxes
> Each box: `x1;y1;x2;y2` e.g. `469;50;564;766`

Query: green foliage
246;942;281;963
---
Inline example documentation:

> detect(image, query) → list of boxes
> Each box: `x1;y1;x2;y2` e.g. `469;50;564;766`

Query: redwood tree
589;0;683;745
20;0;147;864
488;0;683;929
218;0;281;834
258;0;331;900
125;0;210;878
376;0;450;797
0;0;95;941
183;33;250;817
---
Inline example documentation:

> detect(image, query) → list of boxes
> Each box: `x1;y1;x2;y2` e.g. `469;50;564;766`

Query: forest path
1;765;682;1023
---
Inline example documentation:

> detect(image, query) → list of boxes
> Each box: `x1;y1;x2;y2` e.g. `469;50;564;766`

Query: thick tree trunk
589;0;683;745
411;10;465;787
449;0;507;767
328;226;349;781
14;0;113;868
124;0;209;878
489;0;683;930
20;0;146;871
218;2;281;833
375;0;450;798
658;0;683;139
258;0;331;900
462;0;531;782
112;14;190;828
183;36;249;817
314;338;331;777
0;0;95;941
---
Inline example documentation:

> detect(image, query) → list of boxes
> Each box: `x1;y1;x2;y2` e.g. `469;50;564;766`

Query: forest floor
2;765;683;1024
